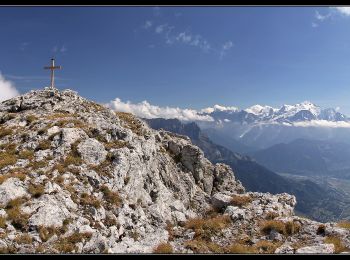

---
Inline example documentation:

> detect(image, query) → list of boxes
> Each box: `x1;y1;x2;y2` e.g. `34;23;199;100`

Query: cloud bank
0;73;20;102
293;120;350;128
108;98;214;122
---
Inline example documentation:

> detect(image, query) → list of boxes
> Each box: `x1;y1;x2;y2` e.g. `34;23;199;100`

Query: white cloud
0;73;20;102
220;41;234;59
311;22;319;28
333;7;350;16
107;98;214;122
293;120;350;128
155;24;168;34
336;106;341;112
201;104;239;113
315;10;330;20
143;20;153;29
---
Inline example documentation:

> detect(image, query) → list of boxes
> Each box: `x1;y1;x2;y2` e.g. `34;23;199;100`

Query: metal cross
44;58;62;89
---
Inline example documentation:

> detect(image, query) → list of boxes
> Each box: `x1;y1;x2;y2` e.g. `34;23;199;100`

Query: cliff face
0;88;349;254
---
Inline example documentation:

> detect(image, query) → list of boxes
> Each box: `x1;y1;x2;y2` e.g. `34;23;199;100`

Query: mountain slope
145;118;349;222
250;139;350;176
1;88;349;254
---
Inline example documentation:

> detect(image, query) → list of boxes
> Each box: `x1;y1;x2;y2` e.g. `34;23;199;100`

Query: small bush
184;239;223;253
54;232;92;253
324;236;350;254
265;211;279;220
104;215;118;227
0;127;13;138
100;185;122;208
14;234;33;244
254;240;281;254
28;183;45;198
184;215;231;240
80;193;101;208
6;207;29;231
26;115;38;124
38;226;58;242
230;195;252;207
285;221;301;236
153;243;173;254
260;220;286;235
36;140;51;151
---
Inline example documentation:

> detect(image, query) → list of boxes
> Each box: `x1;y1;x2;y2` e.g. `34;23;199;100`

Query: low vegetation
230;195;252;207
35;140;51;151
100;185;122;208
337;221;350;229
0;127;13;139
115;112;144;136
54;232;92;253
80;193;101;208
26;115;38;124
184;215;231;240
0;216;6;229
18;150;34;160
324;236;350;253
153;242;174;254
6;197;30;231
0;170;26;184
28;183;45;198
14;234;33;245
260;220;300;236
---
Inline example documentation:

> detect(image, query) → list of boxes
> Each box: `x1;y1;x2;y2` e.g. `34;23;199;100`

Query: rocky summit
0;88;350;254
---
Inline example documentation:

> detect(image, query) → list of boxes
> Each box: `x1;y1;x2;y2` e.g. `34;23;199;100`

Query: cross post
44;58;62;89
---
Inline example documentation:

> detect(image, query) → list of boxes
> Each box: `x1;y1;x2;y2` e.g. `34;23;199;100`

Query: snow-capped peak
277;101;321;118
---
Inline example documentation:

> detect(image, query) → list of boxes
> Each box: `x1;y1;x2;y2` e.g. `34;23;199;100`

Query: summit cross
44;58;62;89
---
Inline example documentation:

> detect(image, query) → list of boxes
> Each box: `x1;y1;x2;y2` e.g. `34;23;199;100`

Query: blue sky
1;6;350;116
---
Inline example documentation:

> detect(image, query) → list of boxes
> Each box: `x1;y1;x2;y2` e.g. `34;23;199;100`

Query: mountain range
196;102;350;150
145;118;349;222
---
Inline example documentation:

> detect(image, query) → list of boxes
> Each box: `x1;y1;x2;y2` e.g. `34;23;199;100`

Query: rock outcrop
0;88;349;254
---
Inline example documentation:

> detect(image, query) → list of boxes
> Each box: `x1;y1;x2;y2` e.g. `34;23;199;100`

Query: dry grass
18;149;34;160
184;215;231;240
230;195;252;207
14;234;33;244
80;193;101;208
38;226;61;242
0;171;26;184
0;216;6;229
26;115;38;124
104;140;130;150
153;243;174;254
225;243;257;254
29;160;47;170
337;221;350;229
285;221;301;235
6;206;29;231
184;239;224;253
0;153;17;169
254;240;282;254
0;127;13;138
324;235;350;253
260;220;287;235
28;183;45;198
265;211;279;220
36;140;51;151
100;185;122;208
115;112;144;136
54;232;92;253
54;119;85;129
